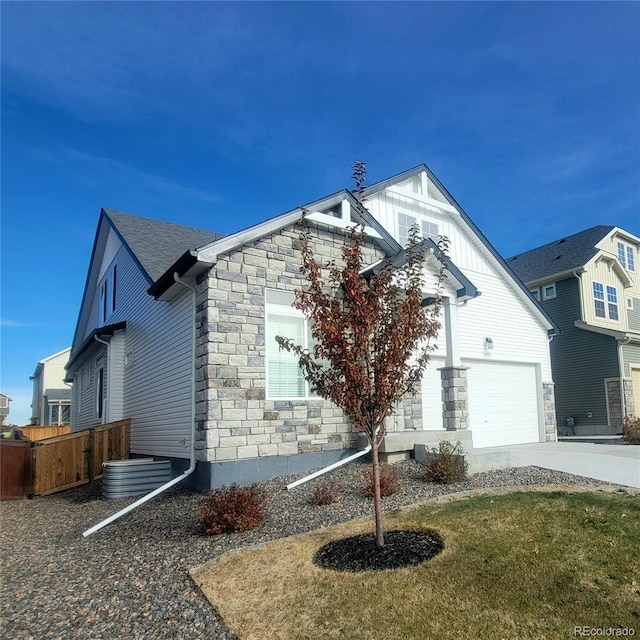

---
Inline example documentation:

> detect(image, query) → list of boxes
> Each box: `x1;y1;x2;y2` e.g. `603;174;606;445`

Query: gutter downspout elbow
83;273;199;537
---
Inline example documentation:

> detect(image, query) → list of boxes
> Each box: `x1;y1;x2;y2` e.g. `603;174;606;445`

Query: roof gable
103;208;225;283
363;164;558;334
70;209;225;353
507;225;615;284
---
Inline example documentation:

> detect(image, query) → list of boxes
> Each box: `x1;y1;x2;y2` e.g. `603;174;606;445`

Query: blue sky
1;1;639;424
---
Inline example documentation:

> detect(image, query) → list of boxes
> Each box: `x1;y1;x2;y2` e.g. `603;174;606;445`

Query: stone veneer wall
606;379;623;428
193;222;388;466
543;382;557;442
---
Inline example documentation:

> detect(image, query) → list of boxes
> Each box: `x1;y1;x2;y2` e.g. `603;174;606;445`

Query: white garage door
465;360;540;448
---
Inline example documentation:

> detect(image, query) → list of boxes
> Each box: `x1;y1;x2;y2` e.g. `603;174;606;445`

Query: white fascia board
197;209;303;262
574;320;628;341
305;211;383;239
587;253;633;288
38;347;72;364
386;185;460;215
604;227;640;246
525;268;585;287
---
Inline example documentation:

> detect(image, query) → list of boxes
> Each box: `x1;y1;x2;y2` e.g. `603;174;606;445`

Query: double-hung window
266;289;316;398
398;213;439;247
606;285;619;320
593;282;606;318
593;281;619;321
617;242;636;272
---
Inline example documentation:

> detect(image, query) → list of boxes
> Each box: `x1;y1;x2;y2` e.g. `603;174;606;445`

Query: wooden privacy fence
0;419;130;499
21;425;71;441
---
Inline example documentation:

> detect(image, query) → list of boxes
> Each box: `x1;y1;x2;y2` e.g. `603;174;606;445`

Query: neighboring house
508;225;640;434
0;393;12;426
65;165;557;491
29;348;72;425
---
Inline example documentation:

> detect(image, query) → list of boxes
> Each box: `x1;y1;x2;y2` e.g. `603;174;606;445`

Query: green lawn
192;490;640;640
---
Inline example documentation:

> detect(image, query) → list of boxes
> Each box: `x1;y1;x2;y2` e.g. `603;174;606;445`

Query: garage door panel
465;361;540;447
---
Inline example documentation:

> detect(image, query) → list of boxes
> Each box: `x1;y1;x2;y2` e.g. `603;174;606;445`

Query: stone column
439;366;469;431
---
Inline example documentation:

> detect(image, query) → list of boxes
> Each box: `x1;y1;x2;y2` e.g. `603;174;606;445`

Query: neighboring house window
593;282;606;318
529;288;540;301
542;284;556;300
617;242;636;272
607;285;619;321
49;403;71;425
99;266;117;324
398;213;439;247
265;289;316;398
96;367;105;419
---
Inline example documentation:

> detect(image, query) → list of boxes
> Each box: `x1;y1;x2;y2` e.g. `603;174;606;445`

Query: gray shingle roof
103;209;225;283
45;389;72;401
507;225;614;284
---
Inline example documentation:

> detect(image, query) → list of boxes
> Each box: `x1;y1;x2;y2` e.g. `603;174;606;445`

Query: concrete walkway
504;441;640;489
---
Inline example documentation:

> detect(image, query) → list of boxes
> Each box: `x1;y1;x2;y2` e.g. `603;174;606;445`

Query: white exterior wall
72;239;193;458
31;349;71;425
367;176;554;446
71;347;107;431
366;185;553;379
112;247;192;459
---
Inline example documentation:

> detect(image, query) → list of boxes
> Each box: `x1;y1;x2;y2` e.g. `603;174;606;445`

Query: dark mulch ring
313;529;444;572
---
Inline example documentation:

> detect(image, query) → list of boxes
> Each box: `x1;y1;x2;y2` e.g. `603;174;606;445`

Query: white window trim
593;281;620;321
397;211;439;247
529;288;540;301
99;264;117;325
542;283;556;300
606;285;619;321
265;291;316;400
617;241;636;272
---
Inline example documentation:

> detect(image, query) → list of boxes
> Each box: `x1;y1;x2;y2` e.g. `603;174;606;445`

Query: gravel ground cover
0;461;625;640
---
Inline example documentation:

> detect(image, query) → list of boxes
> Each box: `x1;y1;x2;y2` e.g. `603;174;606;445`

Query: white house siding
112;247;193;459
421;357;446;430
70;346;107;431
366;179;554;447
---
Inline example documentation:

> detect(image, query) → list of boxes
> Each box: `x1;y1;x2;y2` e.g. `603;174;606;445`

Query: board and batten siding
366;186;552;379
580;257;631;331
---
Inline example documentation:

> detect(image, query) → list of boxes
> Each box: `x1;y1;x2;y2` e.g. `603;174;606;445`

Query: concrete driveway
506;441;640;489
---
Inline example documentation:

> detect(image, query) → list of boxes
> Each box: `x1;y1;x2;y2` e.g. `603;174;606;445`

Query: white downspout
286;445;371;490
286;426;380;490
83;274;198;537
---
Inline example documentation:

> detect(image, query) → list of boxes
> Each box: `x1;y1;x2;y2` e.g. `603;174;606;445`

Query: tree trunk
371;436;385;547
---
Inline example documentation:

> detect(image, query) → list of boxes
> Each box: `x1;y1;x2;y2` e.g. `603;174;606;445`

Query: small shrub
424;440;469;484
622;416;640;445
310;481;338;506
198;483;265;535
363;464;399;497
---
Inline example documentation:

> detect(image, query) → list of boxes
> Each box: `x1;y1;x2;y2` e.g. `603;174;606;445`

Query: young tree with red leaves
277;163;447;547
